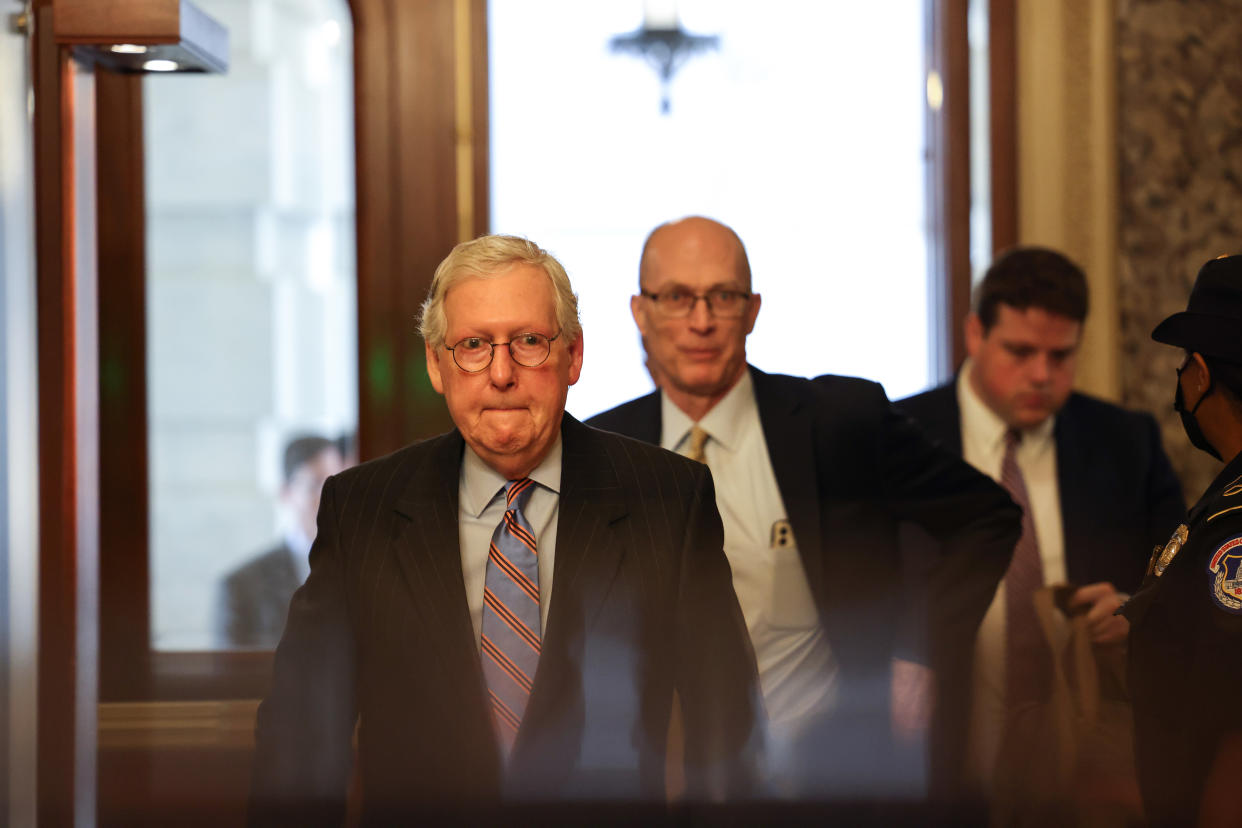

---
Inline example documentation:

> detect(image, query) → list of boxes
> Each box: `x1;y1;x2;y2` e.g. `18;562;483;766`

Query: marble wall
1117;0;1242;500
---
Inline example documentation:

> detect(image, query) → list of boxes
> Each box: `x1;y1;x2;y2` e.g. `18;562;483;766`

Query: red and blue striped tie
480;477;541;756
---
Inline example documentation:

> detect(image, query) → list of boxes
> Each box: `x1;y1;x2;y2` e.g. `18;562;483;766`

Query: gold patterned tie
668;423;709;800
686;425;710;464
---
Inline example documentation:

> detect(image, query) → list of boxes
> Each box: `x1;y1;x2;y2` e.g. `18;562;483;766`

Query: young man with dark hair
898;246;1185;814
973;246;1090;332
216;435;345;649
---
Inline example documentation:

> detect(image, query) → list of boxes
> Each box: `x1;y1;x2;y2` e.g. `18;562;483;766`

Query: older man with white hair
250;234;759;824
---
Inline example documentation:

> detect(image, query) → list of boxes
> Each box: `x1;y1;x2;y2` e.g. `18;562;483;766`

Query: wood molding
149;651;274;701
98;700;259;750
989;0;1017;254
928;0;972;376
351;0;489;460
54;0;179;44
54;0;229;75
96;71;151;703
33;1;100;821
469;0;489;240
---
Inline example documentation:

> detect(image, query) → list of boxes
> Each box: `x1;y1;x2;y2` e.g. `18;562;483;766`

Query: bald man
587;216;1020;799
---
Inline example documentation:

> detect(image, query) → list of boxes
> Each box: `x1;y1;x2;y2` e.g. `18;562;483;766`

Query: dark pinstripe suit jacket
250;414;759;825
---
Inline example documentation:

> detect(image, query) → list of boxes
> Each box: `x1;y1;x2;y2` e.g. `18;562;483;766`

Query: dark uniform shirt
1125;450;1242;826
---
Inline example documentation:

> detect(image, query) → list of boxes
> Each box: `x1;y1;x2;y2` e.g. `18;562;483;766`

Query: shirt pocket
766;544;820;630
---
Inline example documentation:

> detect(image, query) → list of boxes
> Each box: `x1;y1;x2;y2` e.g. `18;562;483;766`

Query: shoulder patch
1207;534;1242;613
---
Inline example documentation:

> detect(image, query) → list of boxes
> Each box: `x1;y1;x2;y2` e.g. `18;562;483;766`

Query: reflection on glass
144;0;356;651
490;0;931;417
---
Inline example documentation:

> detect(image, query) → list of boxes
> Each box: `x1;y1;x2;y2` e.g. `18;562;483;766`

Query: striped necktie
480;477;541;756
1000;429;1051;708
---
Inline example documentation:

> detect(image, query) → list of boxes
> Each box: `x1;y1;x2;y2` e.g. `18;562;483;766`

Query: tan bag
990;586;1143;828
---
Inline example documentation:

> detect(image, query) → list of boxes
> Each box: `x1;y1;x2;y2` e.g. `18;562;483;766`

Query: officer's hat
1152;255;1242;362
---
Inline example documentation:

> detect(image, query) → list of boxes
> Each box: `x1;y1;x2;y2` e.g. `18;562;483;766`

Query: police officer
1125;254;1242;827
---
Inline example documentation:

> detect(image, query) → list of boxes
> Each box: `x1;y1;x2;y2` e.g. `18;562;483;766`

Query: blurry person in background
899;247;1184;823
335;429;359;467
588;216;1020;800
215;434;345;649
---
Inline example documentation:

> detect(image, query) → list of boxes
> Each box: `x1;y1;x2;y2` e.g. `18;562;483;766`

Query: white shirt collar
460;434;563;518
284;525;312;560
660;368;755;453
957;358;1056;456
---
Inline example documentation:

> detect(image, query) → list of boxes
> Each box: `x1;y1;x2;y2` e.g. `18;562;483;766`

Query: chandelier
609;1;719;114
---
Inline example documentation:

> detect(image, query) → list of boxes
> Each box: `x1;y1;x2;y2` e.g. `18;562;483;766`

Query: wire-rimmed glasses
445;331;561;372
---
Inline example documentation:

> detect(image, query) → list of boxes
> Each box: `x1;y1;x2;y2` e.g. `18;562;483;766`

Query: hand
891;657;935;743
1068;581;1129;644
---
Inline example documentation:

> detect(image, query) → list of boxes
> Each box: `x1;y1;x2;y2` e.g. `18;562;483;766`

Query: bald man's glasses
640;289;752;318
445;331;561;372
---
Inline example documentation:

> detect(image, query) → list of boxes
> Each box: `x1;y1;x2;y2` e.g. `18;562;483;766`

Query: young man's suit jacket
898;384;1184;593
249;414;760;825
587;366;1022;758
216;542;303;649
896;382;1185;791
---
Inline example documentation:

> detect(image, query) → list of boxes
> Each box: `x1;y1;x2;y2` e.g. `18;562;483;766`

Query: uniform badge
1148;524;1188;577
1207;534;1242;613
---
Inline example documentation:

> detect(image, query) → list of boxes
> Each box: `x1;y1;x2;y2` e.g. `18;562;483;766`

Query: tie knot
1004;428;1022;450
505;477;535;511
687;425;710;464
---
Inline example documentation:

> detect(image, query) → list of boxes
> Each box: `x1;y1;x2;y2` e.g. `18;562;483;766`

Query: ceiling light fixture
610;0;719;115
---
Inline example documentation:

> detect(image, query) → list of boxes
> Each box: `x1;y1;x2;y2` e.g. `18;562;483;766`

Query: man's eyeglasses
445;331;561;372
640;288;752;318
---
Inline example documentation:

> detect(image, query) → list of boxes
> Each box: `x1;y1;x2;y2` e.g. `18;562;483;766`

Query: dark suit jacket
587;367;1022;757
216;543;302;649
897;384;1185;596
896;382;1185;791
250;414;759;825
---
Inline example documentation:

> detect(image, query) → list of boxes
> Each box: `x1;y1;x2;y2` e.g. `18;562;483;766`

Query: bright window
144;0;357;650
490;0;933;419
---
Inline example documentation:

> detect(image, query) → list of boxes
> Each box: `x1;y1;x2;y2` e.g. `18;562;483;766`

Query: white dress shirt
458;436;561;643
660;370;837;790
956;362;1068;789
285;525;312;586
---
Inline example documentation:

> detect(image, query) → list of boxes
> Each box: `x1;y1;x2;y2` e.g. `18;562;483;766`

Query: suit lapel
391;432;486;689
547;418;627;611
517;415;628;749
622;390;662;444
1054;399;1092;585
751;366;825;596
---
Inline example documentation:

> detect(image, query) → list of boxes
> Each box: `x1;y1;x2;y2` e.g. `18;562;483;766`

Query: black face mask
1175;361;1221;460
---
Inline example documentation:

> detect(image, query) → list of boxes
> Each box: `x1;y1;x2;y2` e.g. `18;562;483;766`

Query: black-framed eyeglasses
445;331;561;372
640;288;752;318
